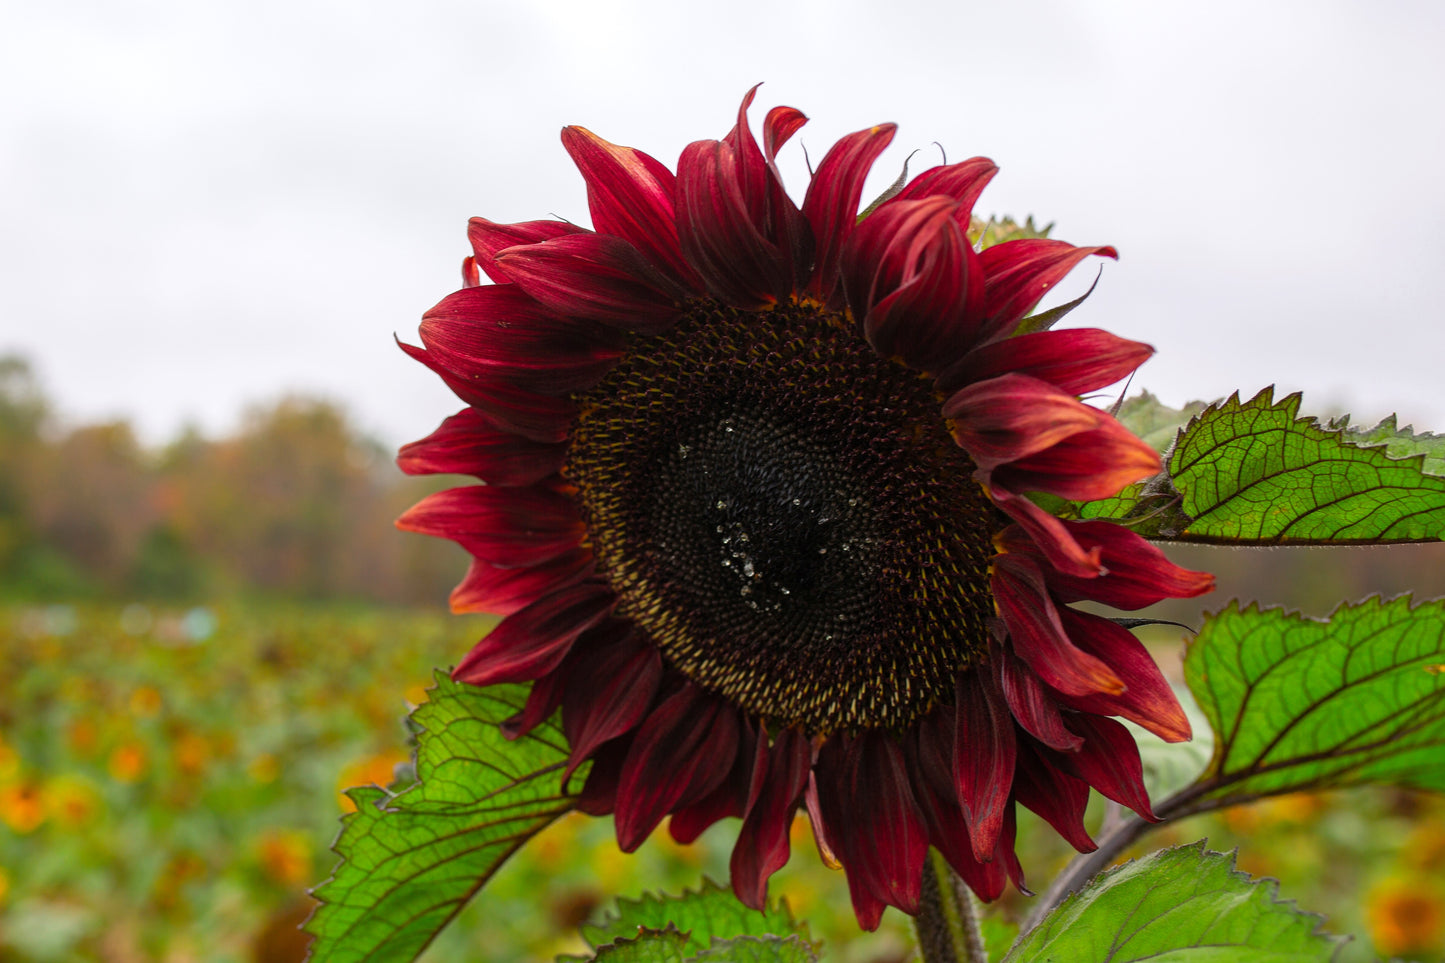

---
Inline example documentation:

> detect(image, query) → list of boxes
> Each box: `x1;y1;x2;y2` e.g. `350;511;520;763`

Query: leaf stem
916;849;988;963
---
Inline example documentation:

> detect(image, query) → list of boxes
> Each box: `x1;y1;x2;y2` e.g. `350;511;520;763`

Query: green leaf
307;673;580;963
592;928;691;963
1123;686;1215;802
1179;596;1445;807
690;936;819;963
583;880;813;956
1114;390;1209;453
1094;387;1445;543
1333;412;1445;476
1005;841;1341;962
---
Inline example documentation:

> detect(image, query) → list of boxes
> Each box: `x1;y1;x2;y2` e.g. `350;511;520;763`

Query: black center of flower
565;300;999;734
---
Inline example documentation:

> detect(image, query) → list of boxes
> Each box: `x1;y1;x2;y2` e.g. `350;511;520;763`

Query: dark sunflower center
565;299;998;734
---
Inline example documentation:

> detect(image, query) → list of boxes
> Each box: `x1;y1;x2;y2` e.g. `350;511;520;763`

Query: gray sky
3;0;1443;449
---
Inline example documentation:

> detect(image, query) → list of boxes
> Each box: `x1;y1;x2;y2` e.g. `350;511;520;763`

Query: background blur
4;1;1445;961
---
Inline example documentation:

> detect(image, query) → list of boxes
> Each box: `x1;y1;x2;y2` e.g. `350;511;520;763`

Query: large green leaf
592;929;691;963
581;881;814;958
1333;412;1445;476
1006;842;1341;962
1085;388;1445;544
307;673;580;962
1179;596;1445;809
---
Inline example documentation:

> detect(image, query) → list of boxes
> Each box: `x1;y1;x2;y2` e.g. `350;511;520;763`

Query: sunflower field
2;602;1441;963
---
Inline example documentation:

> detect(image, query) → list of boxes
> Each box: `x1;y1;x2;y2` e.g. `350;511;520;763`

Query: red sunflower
397;87;1214;929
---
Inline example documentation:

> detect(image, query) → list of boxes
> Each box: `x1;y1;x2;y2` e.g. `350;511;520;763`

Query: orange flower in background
43;775;102;829
108;741;148;783
0;782;45;833
174;731;210;777
129;685;164;718
1367;876;1445;957
257;830;314;887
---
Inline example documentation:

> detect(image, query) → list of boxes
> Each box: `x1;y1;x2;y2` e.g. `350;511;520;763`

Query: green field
2;604;1441;962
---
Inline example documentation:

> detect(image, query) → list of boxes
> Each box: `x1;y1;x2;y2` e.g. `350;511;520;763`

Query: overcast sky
3;0;1443;449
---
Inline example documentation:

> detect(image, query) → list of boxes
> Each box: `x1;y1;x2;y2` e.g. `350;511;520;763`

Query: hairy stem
916;849;988;963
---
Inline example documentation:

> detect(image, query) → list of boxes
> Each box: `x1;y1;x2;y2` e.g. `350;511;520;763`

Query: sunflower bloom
398;88;1213;928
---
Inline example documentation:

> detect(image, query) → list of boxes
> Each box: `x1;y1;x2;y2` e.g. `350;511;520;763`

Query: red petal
398;407;568;486
674;88;812;307
502;665;568;740
815;734;928;922
945;373;1104;471
495;234;685;332
995;647;1084;751
561;125;701;290
980;238;1118;336
991;555;1124;697
890;158;998;223
420;285;625;395
452;580;615;687
989;489;1103;579
731;727;811;909
468;217;587;284
449;550;594;617
842;195;987;372
577;735;630;815
938;328;1154;396
396;340;575;443
988;416;1162;502
614;686;741;851
1013;742;1096;852
396;484;585;566
670;719;764;844
801;122;897;302
953;669;1017;859
1003;520;1215;609
1058;714;1157;820
461;256;480;288
562;624;663;777
1055;608;1192;742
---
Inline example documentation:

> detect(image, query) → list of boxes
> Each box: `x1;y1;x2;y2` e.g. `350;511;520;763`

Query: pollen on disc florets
564;299;1000;735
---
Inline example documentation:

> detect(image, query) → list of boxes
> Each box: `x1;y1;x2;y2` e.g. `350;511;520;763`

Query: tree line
0;355;463;606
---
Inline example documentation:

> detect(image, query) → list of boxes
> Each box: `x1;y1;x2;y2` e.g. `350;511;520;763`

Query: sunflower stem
916;849;988;963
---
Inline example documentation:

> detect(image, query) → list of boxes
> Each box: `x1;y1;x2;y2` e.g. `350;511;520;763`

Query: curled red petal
495;234;685;332
396;484;585;566
461;255;480;288
452;580;615;687
1055;608;1192;742
991;555;1124;697
468;217;587;283
945;373;1105;471
842;195;988;372
731;727;811;909
801;121;897;302
398;407;568;486
937;328;1154;397
614;686;740;851
980;238;1118;337
449;549;594;617
952;669;1017;859
561;624;663;777
890;158;998;223
561;125;700;290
